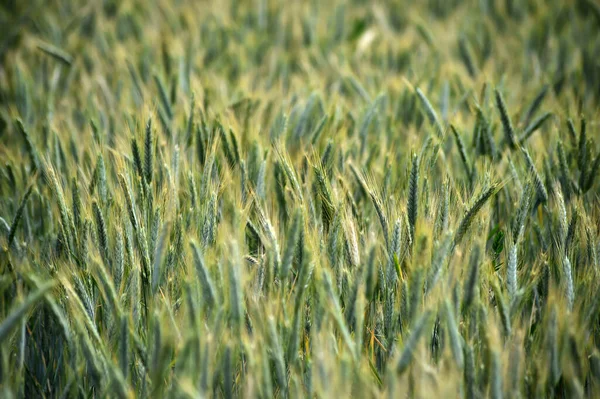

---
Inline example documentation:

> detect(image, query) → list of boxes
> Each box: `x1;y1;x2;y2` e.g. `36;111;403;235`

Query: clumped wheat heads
1;1;599;397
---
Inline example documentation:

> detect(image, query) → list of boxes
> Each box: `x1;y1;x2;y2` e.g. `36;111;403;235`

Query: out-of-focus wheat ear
385;287;399;354
547;306;561;386
506;241;517;300
314;158;336;232
322;270;355;358
444;299;464;369
563;256;574;311
506;154;522;194
268;317;288;393
492;281;511;337
577;118;587;186
521;84;549;126
462;245;480;313
435;176;450;239
151;214;166;295
521;147;548;205
281;209;302;283
222;345;234;399
80;334;103;390
92;201;110;267
416;88;444;138
344;212;360;269
368;188;390;251
519;112;552;143
275;146;303;203
240;160;247;205
151;314;162;379
453;183;499;248
153;73;173;120
119;314;129;380
408;153;419;243
256;159;266;201
494;88;517;149
46;166;74;256
490;350;503;399
228;243;243;330
187;171;197;209
218;125;235;169
0;280;55;343
71;177;82;231
15;119;39;171
396;309;433;375
426;232;453;295
464;344;477;399
93;260;120;320
7;183;33;249
584;151;600;193
511;182;531;244
114;228;124;291
144;117;153;184
354;285;365;360
556;141;572;200
229;128;240;166
508;340;522;397
458;36;477;78
408;267;424;326
585;226;598;272
451;124;473;186
365;246;377;301
190;240;216;308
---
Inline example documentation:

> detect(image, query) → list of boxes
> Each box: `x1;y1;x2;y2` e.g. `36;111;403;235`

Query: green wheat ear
2;1;600;397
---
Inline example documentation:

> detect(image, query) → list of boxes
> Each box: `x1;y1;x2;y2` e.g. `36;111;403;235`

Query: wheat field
1;0;600;397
